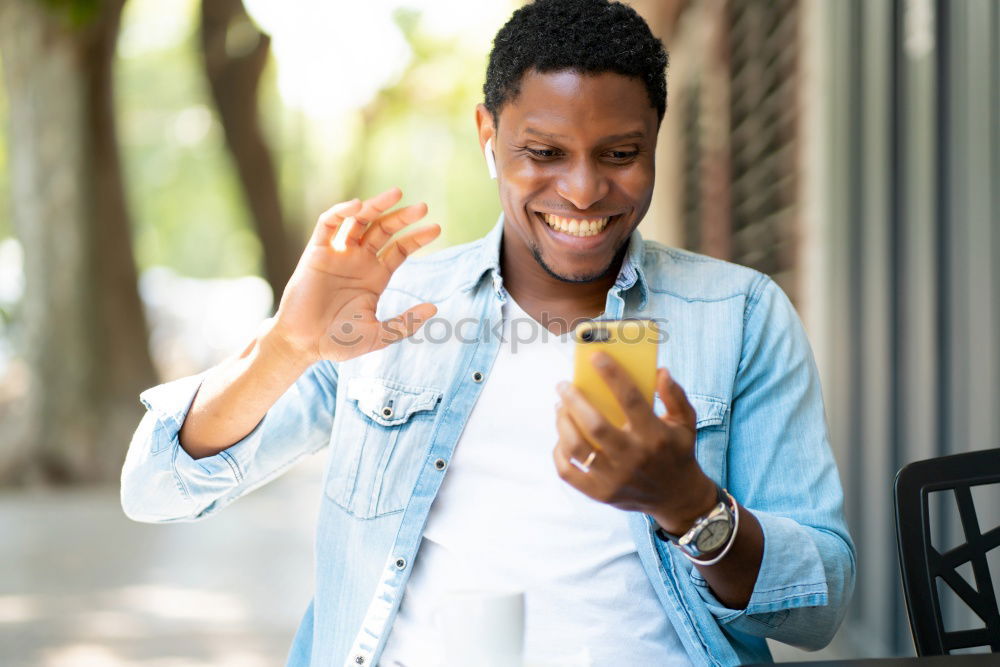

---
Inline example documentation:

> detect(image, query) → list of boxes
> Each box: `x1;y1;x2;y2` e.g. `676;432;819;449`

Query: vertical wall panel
993;0;1000;463
958;0;996;457
858;0;898;653
897;0;939;465
939;0;1000;638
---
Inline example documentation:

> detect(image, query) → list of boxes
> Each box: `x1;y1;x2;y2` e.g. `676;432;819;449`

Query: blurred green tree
348;8;501;250
115;0;263;281
0;0;156;484
199;0;294;298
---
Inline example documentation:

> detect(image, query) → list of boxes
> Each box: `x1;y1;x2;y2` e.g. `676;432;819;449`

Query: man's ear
475;103;495;152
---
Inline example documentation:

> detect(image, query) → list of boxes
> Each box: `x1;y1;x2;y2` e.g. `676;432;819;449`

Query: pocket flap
346;376;443;427
688;394;728;429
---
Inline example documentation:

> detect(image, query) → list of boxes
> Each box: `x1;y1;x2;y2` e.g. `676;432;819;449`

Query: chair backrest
894;448;1000;655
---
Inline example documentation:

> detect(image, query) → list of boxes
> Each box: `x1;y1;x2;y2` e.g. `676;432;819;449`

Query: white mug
433;588;524;667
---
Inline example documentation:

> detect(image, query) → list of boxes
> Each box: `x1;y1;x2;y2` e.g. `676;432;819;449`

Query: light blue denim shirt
121;214;856;666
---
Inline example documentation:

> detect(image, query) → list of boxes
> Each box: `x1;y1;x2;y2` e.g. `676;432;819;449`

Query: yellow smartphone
571;319;660;447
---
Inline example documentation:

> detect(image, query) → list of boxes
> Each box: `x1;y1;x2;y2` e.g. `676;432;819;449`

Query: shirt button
354;656;365;664
472;370;484;382
381;405;393;418
434;458;447;471
395;557;406;570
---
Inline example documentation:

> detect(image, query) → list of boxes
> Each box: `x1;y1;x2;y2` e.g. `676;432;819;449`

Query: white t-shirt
379;294;687;666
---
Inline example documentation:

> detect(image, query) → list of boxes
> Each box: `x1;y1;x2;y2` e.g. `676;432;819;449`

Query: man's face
479;69;659;283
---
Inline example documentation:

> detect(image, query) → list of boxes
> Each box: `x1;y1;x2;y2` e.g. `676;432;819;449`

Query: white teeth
542;213;610;237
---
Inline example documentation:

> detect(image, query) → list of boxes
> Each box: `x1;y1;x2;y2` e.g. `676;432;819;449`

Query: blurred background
0;0;996;665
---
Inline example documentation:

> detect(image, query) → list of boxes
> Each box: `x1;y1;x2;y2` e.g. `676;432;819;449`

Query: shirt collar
459;212;649;310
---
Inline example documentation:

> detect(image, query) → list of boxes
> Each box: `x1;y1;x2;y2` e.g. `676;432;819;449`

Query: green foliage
1;0;514;278
116;0;261;278
36;0;102;27
114;0;504;280
351;8;501;252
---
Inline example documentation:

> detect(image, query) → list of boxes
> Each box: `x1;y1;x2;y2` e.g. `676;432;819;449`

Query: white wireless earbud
484;137;497;180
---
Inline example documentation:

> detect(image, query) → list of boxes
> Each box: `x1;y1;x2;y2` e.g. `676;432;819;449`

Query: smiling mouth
537;212;621;237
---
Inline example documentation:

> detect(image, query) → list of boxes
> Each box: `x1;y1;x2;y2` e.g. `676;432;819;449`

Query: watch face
695;517;732;553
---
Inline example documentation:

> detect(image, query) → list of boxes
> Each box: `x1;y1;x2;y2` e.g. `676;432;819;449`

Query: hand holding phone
571;319;660;447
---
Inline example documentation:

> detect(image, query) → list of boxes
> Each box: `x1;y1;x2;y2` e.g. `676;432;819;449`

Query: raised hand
270;186;441;365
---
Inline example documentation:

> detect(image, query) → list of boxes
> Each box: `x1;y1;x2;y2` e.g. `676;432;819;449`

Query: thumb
369;302;438;352
656;367;696;430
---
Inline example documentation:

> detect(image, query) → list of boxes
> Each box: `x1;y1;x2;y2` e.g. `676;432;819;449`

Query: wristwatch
654;484;736;559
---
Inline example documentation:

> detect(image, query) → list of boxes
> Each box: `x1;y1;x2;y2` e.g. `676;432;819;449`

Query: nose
555;156;610;211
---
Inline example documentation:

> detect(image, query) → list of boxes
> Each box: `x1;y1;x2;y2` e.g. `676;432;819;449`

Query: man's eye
526;147;560;159
607;150;639;161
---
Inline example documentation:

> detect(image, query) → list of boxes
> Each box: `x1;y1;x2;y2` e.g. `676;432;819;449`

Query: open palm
271;187;441;364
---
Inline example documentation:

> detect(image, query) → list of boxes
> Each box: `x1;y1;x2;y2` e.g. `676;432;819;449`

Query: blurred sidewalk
0;450;327;667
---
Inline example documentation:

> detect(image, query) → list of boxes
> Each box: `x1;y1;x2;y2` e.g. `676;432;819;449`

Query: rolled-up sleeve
120;360;338;523
690;275;857;650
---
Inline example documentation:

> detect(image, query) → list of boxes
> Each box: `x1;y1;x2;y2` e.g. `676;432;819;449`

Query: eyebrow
523;127;646;143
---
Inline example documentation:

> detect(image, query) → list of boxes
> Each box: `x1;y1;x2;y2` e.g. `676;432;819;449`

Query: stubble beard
528;236;631;284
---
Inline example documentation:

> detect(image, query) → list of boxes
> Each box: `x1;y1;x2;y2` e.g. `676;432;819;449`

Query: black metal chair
894;448;1000;655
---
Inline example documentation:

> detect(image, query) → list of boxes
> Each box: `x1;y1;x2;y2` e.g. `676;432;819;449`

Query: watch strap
653;483;728;545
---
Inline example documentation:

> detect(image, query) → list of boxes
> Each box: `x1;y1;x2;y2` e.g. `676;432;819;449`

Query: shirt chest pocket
325;376;443;519
688;394;730;485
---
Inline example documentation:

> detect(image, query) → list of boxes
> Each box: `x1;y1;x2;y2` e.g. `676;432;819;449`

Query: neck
498;224;628;330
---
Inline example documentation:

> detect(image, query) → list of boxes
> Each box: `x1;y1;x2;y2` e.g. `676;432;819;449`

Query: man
121;0;855;665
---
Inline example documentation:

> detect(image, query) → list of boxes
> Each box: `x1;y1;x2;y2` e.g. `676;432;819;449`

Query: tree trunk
199;0;295;299
0;0;157;485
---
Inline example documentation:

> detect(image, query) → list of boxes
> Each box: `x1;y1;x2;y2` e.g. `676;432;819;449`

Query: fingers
553;442;599;496
555;403;605;468
368;302;438;353
552;409;601;494
359;201;429;255
344;186;404;246
657;367;696;431
588;352;659;433
555;402;587;455
555;380;629;456
377;223;442;274
310;198;362;247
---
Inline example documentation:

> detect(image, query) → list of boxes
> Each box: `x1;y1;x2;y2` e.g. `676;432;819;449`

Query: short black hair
483;0;669;128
